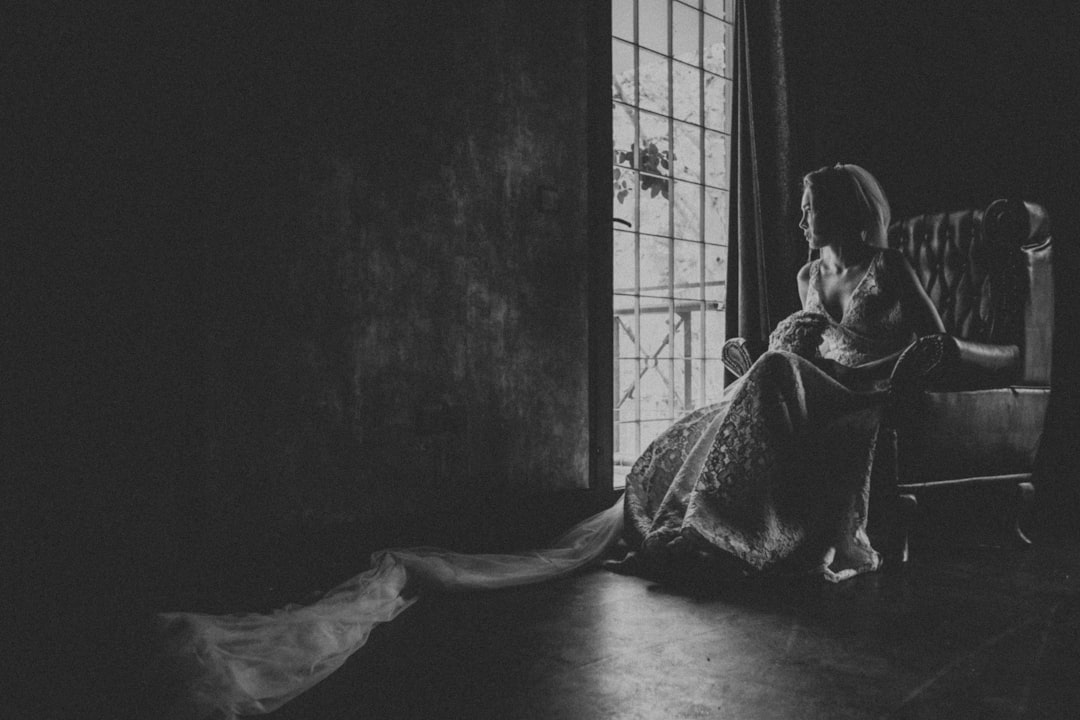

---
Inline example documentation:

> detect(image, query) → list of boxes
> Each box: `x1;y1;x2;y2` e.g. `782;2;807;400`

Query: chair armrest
890;334;958;387
953;337;1021;376
721;337;766;378
890;333;1022;389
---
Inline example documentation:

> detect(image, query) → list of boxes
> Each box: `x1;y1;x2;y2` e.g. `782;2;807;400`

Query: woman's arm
818;251;945;387
891;250;946;337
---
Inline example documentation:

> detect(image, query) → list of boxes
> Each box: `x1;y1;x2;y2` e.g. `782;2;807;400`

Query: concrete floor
263;538;1080;720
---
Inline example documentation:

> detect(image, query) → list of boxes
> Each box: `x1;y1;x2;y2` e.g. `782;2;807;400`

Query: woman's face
799;187;829;249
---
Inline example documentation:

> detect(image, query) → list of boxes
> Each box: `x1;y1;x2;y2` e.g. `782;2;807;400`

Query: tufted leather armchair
722;199;1054;561
882;199;1052;558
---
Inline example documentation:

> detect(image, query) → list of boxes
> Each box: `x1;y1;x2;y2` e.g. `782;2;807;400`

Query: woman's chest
814;264;872;321
810;260;902;330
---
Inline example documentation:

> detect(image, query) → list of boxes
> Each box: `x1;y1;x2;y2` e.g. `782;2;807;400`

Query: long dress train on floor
159;248;916;718
159;501;624;719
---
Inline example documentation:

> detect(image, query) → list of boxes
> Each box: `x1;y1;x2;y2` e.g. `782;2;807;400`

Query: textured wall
191;1;594;548
7;0;596;595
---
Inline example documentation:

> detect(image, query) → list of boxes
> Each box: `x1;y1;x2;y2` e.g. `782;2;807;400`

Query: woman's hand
769;311;831;358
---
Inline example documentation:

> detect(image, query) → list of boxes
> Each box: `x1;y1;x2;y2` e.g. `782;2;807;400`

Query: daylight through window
611;0;733;487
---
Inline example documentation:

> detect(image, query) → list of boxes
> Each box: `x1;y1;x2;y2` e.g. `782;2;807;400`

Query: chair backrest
887;199;1053;385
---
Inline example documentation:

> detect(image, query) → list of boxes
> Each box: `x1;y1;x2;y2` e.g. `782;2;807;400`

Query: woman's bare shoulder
875;246;907;267
797;261;813;305
874;247;916;281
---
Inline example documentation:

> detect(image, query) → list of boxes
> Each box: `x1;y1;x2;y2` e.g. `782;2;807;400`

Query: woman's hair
802;163;891;248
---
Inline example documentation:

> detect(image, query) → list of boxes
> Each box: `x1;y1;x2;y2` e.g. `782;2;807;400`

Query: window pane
614;293;638;358
673;352;701;413
639;111;671;176
672;304;697;358
637;48;670;116
672;181;701;241
704;358;725;402
704;243;726;302
615;358;639;418
674;238;702;299
704;130;729;188
703;14;732;76
672;2;700;65
704;311;724;358
639;297;673;355
616;318;639;361
613;169;637;229
690;358;706;407
639;0;669;55
688;309;705;358
639;420;671;450
704;187;728;245
672;61;701;125
640;359;672;419
612;38;636;104
612;0;635;41
616;422;639;462
613;103;636;167
638;174;671;236
613;230;636;295
704;73;730;131
615;334;639;418
639;234;671;298
672;120;701;181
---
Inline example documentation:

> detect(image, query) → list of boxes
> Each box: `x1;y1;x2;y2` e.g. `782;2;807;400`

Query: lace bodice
803;248;915;367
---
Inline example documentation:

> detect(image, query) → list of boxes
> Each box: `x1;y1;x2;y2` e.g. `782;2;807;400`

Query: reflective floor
19;519;1080;720
267;537;1080;720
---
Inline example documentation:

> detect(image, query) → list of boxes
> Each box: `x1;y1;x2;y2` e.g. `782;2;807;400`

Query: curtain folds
726;0;805;343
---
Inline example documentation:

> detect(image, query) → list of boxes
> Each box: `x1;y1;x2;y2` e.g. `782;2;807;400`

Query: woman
610;163;944;583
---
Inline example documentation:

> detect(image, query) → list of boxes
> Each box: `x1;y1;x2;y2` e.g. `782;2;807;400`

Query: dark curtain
725;0;805;343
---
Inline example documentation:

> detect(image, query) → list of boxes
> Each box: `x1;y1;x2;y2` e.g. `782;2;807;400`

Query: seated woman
609;163;944;583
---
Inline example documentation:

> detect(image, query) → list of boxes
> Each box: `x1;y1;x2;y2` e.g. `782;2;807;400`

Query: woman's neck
819;238;872;273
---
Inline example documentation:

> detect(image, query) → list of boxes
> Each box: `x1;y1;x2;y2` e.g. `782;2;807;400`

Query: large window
611;0;733;486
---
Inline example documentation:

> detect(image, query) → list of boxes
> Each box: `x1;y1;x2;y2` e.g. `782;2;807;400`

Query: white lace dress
621;248;918;581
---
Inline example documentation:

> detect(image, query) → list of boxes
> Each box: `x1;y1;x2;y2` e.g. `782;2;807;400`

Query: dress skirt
622;350;888;583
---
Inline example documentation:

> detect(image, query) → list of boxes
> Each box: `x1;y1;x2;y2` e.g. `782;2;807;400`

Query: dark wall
787;1;1080;230
7;0;597;607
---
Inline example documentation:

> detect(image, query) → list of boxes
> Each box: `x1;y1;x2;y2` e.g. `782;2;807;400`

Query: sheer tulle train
158;499;625;719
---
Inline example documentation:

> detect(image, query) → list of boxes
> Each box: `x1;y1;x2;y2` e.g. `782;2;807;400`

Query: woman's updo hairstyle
802;163;891;248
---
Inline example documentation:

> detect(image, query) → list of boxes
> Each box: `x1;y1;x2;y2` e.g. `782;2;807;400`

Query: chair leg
886;493;918;568
1012;481;1035;548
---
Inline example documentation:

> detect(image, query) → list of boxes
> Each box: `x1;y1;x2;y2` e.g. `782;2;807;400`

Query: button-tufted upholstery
885;199;1053;551
887;199;1053;385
